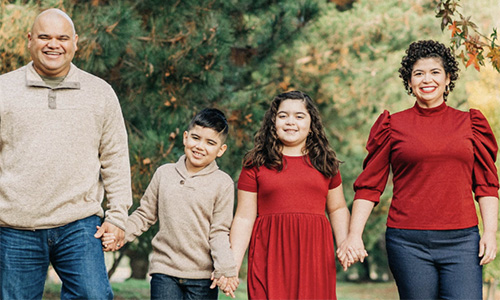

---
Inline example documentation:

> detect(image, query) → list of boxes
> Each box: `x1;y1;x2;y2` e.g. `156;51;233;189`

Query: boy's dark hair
188;108;229;142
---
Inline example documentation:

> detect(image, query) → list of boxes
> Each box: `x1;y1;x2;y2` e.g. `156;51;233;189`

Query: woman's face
409;57;451;108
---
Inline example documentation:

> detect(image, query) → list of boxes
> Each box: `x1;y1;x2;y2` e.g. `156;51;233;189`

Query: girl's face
409;57;450;108
275;99;311;156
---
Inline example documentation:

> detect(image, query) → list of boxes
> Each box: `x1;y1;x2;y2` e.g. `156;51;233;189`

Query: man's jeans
0;215;113;300
151;273;218;300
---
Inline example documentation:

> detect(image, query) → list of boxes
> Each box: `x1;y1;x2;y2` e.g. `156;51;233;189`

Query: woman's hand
479;231;497;265
337;234;368;271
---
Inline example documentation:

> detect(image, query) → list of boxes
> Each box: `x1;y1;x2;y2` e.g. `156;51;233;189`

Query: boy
105;108;238;299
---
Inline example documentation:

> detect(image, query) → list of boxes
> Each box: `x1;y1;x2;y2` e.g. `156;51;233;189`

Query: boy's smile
183;125;227;175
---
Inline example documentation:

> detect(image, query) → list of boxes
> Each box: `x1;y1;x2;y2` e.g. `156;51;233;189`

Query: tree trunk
107;247;127;279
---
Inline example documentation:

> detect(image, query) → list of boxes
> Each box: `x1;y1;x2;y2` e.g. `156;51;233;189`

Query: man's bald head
32;8;76;37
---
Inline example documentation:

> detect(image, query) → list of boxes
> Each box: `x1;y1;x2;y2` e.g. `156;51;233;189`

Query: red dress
238;155;342;299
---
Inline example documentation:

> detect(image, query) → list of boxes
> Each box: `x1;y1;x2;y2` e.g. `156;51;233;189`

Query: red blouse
354;101;499;230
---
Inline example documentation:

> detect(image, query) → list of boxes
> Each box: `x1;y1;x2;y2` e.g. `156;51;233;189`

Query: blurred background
1;0;499;299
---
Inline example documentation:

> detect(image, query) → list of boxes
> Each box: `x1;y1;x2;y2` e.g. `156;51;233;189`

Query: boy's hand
210;272;220;289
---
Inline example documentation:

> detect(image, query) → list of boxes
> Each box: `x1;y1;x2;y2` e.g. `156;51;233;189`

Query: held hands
336;234;369;271
95;222;125;252
210;272;239;298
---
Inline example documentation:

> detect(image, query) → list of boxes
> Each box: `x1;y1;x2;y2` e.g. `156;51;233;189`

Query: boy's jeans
0;215;113;300
151;273;218;300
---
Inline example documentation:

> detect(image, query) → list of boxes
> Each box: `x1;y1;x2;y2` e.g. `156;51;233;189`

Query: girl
229;91;350;299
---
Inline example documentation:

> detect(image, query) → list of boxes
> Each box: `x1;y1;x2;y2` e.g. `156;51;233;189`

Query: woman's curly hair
399;40;459;100
243;91;341;178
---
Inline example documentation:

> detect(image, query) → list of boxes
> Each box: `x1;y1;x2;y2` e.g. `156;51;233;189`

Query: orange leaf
448;21;461;37
486;47;500;70
465;52;480;71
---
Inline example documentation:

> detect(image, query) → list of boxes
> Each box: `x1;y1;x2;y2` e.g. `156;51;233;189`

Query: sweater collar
412;101;447;116
175;154;219;178
26;61;81;90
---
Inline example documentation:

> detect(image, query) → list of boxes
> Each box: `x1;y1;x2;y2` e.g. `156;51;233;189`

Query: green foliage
2;0;499;283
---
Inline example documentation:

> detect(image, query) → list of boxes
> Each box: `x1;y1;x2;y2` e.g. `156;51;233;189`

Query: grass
44;280;398;300
43;279;150;300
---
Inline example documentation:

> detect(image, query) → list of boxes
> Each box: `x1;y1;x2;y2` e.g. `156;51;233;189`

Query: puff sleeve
470;109;499;199
353;111;391;203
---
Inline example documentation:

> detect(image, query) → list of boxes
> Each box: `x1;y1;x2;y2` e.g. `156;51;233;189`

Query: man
0;8;132;299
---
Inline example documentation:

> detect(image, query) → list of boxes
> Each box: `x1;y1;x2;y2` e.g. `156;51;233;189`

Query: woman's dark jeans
386;226;482;300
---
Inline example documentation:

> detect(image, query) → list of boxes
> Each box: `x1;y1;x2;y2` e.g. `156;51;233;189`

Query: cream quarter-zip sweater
125;155;237;279
0;62;132;230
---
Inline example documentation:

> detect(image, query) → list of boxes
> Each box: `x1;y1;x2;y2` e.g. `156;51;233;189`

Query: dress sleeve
328;170;342;189
237;166;258;192
470;109;499;199
353;111;392;203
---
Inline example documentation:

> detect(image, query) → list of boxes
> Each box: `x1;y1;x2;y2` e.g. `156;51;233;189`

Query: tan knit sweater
125;155;237;279
0;62;132;230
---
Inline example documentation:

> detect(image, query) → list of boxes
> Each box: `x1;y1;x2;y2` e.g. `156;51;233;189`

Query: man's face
28;12;78;77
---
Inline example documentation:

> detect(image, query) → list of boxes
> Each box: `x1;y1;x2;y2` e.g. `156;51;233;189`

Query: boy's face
183;125;227;174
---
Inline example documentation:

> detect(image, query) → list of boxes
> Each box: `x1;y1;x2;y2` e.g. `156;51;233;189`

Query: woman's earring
408;87;413;96
444;85;450;95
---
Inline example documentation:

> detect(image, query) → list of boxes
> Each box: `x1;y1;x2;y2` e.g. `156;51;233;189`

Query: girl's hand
223;276;239;298
337;234;368;270
210;273;239;298
210;273;228;290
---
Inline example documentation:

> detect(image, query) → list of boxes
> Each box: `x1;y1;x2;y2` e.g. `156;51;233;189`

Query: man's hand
94;221;124;251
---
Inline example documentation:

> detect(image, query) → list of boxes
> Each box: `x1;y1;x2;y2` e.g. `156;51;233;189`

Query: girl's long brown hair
243;91;340;178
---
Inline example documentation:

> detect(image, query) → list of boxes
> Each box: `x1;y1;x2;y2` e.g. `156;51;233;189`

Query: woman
338;40;499;299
